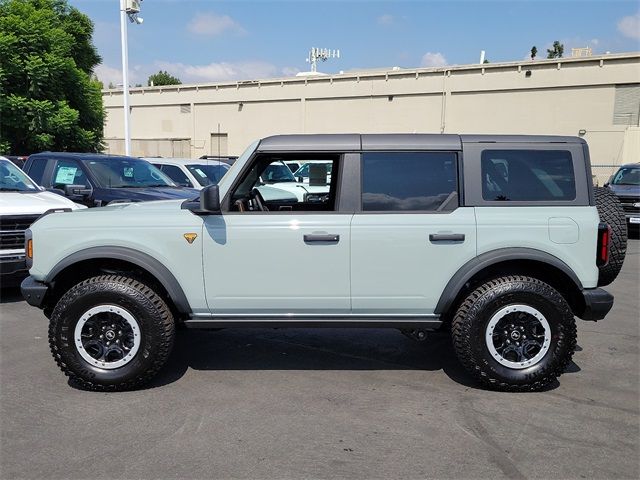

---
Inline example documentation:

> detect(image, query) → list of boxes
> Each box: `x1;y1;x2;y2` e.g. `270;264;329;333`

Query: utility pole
119;0;144;156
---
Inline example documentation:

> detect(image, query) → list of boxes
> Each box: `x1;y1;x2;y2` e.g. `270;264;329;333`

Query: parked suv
605;163;639;229
23;153;198;207
0;157;84;286
147;157;230;189
21;134;626;392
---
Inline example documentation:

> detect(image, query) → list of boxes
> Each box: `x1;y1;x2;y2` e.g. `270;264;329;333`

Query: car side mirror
200;184;220;213
64;184;91;197
297;176;303;183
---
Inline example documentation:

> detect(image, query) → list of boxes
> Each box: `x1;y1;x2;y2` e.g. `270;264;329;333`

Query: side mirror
297;176;304;183
200;184;220;213
64;184;91;197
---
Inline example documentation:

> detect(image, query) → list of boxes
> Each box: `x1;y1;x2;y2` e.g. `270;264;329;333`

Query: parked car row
0;151;344;288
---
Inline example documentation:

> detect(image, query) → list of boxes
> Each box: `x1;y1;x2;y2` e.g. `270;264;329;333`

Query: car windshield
294;162;333;177
261;162;296;183
0;159;39;192
85;158;176;188
186;163;230;186
611;167;640;186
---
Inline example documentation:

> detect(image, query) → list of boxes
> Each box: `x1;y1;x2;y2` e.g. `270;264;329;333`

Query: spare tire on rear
594;186;627;286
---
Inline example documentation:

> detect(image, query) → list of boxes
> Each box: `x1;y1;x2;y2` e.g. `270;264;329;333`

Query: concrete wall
102;53;640;182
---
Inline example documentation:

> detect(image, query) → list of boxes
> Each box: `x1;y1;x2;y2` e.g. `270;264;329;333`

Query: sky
69;0;640;87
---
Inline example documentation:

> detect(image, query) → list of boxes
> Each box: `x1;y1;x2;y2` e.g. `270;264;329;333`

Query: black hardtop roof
257;134;586;152
29;152;145;161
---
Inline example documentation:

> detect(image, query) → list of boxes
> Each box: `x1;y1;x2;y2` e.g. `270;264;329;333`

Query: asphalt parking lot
0;240;638;480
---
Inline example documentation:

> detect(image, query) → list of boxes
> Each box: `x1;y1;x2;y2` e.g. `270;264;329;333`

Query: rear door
350;151;477;315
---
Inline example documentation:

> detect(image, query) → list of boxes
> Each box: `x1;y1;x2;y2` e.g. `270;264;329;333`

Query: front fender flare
46;246;191;314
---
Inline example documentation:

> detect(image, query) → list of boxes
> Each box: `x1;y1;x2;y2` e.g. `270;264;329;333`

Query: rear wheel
451;276;576;391
49;275;175;391
594;186;627;286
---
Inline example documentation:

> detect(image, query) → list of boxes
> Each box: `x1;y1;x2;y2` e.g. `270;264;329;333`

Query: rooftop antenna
305;47;340;73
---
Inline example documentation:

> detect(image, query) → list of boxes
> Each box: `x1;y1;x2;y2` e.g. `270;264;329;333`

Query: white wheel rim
485;304;552;370
74;305;141;370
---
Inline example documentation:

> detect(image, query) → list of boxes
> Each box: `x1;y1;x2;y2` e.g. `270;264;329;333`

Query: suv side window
156;164;192;187
361;152;458;211
27;158;48;185
481;150;575;201
229;154;339;212
52;159;90;189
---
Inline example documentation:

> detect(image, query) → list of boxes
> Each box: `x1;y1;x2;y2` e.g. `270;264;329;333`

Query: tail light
596;223;610;266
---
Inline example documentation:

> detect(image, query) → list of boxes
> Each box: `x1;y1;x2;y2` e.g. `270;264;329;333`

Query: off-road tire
451;276;576;392
595;186;627;286
49;275;175;391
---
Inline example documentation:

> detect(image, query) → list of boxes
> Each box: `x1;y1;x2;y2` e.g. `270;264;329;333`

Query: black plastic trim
434;247;583;314
46;246;191;314
20;276;48;308
579;288;613;321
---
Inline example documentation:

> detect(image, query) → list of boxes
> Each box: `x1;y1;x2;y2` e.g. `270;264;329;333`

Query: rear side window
158;165;192;187
481;150;575;201
362;152;458;211
27;158;47;185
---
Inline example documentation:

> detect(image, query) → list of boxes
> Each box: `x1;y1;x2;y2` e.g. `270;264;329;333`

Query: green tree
147;70;182;87
0;0;105;154
546;41;564;59
530;46;538;60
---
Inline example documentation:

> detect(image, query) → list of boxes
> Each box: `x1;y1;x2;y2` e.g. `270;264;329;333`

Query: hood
0;190;85;215
607;184;640;197
103;186;199;202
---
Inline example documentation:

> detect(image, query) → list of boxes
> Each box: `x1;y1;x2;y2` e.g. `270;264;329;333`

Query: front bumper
580;288;614;321
20;276;49;308
0;256;28;286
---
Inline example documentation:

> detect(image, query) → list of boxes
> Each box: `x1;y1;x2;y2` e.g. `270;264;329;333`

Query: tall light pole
119;0;143;156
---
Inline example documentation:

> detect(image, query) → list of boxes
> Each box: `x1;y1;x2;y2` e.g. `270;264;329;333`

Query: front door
350;151;477;315
202;152;351;315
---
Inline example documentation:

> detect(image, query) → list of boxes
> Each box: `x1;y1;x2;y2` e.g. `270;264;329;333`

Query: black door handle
304;234;340;243
429;233;465;243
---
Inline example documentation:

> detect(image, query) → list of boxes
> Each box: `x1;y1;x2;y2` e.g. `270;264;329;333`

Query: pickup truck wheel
451;276;576;392
594;186;627;286
49;275;175;391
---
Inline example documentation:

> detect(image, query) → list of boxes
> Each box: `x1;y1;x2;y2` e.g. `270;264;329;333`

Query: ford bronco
20;134;627;391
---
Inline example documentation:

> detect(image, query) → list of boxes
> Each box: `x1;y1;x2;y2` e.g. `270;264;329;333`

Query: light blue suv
21;134;626;391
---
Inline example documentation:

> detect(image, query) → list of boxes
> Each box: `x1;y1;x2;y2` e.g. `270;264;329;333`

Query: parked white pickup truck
0;156;85;286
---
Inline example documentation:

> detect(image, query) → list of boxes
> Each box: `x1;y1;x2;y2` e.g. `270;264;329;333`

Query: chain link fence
591;164;621;187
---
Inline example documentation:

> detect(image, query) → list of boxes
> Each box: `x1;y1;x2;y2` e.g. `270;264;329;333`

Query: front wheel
451;276;576;391
49;275;175;391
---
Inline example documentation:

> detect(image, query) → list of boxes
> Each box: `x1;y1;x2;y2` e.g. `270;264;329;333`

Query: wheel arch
45;246;191;316
435;248;585;318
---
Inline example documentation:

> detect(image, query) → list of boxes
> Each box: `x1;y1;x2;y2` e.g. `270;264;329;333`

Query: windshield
611;167;640;186
0;159;39;192
261;162;296;183
186;163;230;186
85;158;176;188
294;162;333;178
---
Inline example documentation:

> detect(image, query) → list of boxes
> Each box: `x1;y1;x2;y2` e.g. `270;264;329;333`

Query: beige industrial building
102;52;640;182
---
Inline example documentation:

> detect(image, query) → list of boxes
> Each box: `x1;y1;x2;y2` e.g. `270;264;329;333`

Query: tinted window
481;150;575;201
159;165;192;187
362;152;458;211
186;164;229;186
84;158;174;188
611;166;640;186
27;158;47;185
52;159;90;188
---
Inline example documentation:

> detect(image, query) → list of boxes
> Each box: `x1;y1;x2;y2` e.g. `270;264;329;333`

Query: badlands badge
183;233;198;244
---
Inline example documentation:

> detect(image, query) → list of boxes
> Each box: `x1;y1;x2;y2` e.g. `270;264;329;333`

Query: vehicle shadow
149;328;576;392
0;287;24;304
